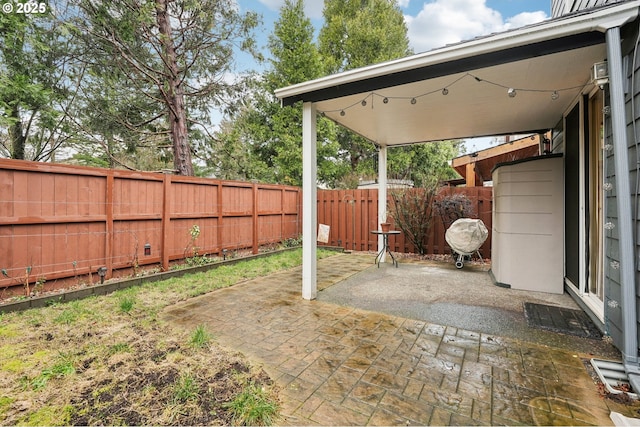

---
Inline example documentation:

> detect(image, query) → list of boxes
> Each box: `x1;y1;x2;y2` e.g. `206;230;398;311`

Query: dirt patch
67;348;272;426
0;292;280;426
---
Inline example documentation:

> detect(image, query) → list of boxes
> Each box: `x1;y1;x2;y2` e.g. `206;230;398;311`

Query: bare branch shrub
433;192;475;230
389;185;439;255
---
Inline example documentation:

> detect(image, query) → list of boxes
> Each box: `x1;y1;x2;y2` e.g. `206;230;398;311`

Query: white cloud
257;0;324;19
504;11;548;30
397;0;411;7
406;0;547;53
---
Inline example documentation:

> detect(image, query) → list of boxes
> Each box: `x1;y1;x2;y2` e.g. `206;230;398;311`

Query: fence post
161;174;171;271
217;181;223;256
252;183;259;254
105;172;114;278
281;188;285;242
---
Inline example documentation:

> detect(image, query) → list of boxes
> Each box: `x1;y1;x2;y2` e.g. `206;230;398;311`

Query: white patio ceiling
276;1;640;147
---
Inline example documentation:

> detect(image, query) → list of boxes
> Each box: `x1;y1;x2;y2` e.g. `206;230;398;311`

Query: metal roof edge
275;0;640;102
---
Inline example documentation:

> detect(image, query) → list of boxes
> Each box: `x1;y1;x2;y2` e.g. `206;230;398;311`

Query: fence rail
0;159;301;291
1;159;492;295
317;186;493;258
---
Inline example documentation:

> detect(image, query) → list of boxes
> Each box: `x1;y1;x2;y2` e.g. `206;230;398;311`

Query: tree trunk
9;105;26;159
156;0;194;176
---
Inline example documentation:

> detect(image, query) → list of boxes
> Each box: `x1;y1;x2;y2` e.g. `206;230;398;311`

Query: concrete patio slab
162;253;640;425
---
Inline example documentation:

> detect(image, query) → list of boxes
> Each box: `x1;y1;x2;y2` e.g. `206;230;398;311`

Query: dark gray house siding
552;0;628;18
604;16;640;356
552;0;640;366
603;84;624;346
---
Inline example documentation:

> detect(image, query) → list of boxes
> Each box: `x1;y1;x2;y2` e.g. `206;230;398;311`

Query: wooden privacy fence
0;159;301;290
317;186;493;258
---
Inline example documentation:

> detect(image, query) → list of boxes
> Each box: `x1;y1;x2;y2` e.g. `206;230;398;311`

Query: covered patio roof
276;2;640;146
274;1;640;306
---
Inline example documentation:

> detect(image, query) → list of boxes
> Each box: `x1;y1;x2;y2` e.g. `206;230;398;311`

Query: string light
317;72;590;116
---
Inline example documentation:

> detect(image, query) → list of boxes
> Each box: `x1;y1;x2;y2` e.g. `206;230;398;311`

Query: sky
237;0;549;62
233;0;551;152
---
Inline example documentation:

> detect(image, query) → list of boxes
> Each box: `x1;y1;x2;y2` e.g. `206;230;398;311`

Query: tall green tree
212;0;346;186
319;0;412;73
0;1;76;161
70;0;260;175
388;141;465;187
319;0;461;187
319;0;412;178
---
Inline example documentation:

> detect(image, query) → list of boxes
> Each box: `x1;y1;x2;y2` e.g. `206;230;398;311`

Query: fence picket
0;159;301;292
317;187;492;258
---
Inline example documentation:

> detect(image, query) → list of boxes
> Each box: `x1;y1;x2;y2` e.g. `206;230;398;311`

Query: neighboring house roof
452;135;543;186
275;1;640;147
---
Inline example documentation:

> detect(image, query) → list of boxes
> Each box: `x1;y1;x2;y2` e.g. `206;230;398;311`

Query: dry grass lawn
0;249;333;425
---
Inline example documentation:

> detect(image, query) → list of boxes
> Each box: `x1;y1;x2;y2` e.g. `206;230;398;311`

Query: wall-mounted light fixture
144;243;151;256
592;61;609;88
543;137;552;155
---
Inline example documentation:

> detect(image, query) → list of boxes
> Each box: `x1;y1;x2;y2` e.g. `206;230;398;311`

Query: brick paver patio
162;253;640;425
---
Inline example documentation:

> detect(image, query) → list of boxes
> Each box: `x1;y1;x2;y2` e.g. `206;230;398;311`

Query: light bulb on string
383;97;389;104
442;88;449;95
340;110;345;116
410;98;417;105
551;91;559;100
361;100;367;107
507;88;516;98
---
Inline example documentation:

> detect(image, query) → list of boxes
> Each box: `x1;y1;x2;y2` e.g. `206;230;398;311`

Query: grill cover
445;218;488;255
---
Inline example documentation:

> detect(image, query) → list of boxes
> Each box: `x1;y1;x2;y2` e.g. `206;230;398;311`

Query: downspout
606;28;639;372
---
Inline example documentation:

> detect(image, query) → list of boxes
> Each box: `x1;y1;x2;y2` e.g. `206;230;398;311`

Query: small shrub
189;325;212;349
224;382;278;426
280;235;302;248
184;254;212;267
433;192;476;229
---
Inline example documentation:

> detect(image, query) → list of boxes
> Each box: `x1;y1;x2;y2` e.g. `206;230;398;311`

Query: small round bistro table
370;230;401;268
